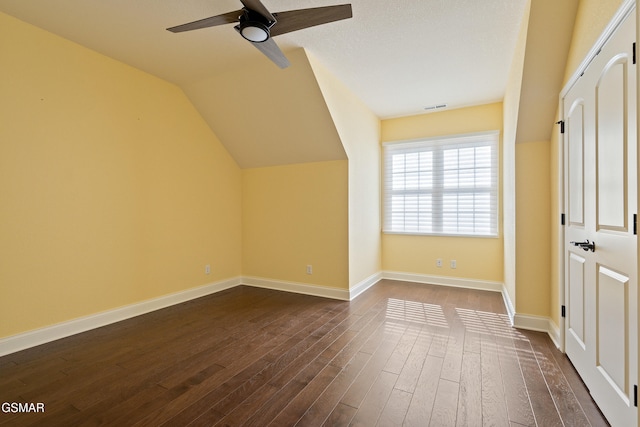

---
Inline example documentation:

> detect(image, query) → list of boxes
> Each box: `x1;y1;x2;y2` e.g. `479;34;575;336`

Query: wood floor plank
174;303;352;425
339;325;406;409
296;351;371;426
523;331;601;427
496;331;535;426
152;301;350;426
376;388;412;427
427;327;449;358
23;363;126;411
209;305;380;426
120;362;230;427
329;310;387;369
15;403;81;426
155;337;237;389
76;384;167;427
242;358;328;427
534;336;609;427
393;328;433;393
121;300;336;426
513;334;563;427
403;354;443;427
267;363;341;426
382;325;420;375
322;402;357;427
462;327;481;354
456;350;482;427
68;290;330;421
0;357;71;393
430;378;459;427
440;320;464;383
349;370;398;426
480;328;510;427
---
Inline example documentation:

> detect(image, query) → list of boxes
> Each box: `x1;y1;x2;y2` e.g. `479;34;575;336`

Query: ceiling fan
167;0;353;69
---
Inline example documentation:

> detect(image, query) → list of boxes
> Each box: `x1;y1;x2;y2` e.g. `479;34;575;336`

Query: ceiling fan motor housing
238;10;275;43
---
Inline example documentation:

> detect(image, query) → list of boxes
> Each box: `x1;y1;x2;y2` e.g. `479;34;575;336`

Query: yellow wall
381;103;504;282
242;160;349;288
563;0;626;84
0;13;242;338
515;141;551;316
503;0;531;308
549;124;562;326
307;53;382;287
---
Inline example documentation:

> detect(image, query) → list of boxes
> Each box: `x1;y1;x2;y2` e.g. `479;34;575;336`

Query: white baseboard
242;273;384;301
241;276;351;301
513;313;551;332
548;320;561;349
382;270;504;293
513;313;561;347
0;277;241;357
349;272;382;300
501;285;516;326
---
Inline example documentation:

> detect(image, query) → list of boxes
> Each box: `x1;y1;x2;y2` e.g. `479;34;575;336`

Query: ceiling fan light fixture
240;21;270;42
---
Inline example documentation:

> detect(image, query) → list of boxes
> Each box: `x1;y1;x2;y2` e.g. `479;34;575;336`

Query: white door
563;8;637;427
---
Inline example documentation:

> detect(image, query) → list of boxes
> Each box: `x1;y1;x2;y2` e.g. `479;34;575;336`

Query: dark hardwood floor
0;280;609;426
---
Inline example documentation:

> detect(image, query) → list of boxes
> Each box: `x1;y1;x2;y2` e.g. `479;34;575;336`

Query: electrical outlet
306;265;313;275
436;258;443;268
450;260;457;269
205;264;211;275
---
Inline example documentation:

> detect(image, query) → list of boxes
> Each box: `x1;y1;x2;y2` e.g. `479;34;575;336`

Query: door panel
597;58;628;231
568;101;585;226
597;265;630;399
568;253;586;346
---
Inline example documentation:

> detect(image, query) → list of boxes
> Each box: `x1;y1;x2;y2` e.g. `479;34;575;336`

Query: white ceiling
0;0;528;119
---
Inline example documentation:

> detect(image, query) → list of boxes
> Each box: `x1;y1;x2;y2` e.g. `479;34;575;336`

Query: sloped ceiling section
515;0;579;143
182;48;346;169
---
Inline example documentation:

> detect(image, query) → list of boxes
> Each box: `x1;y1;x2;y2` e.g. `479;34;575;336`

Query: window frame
382;131;500;238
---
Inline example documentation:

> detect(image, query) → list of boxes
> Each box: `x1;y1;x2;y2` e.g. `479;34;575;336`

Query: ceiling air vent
424;104;448;111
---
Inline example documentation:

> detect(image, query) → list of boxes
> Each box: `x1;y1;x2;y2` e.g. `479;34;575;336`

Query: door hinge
561;213;566;226
634;42;637;64
556;120;565;134
634;385;638;407
561;305;566;318
634;214;637;235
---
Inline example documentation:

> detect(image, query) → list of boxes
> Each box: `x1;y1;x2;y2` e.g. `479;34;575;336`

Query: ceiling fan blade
270;4;352;37
240;0;275;22
167;10;243;33
248;37;290;68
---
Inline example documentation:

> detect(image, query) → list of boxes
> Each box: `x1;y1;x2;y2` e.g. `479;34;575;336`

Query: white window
383;131;499;237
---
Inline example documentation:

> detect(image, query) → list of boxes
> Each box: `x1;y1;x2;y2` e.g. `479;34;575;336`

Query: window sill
382;230;500;239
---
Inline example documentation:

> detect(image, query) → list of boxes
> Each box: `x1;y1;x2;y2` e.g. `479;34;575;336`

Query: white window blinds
383;131;499;237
